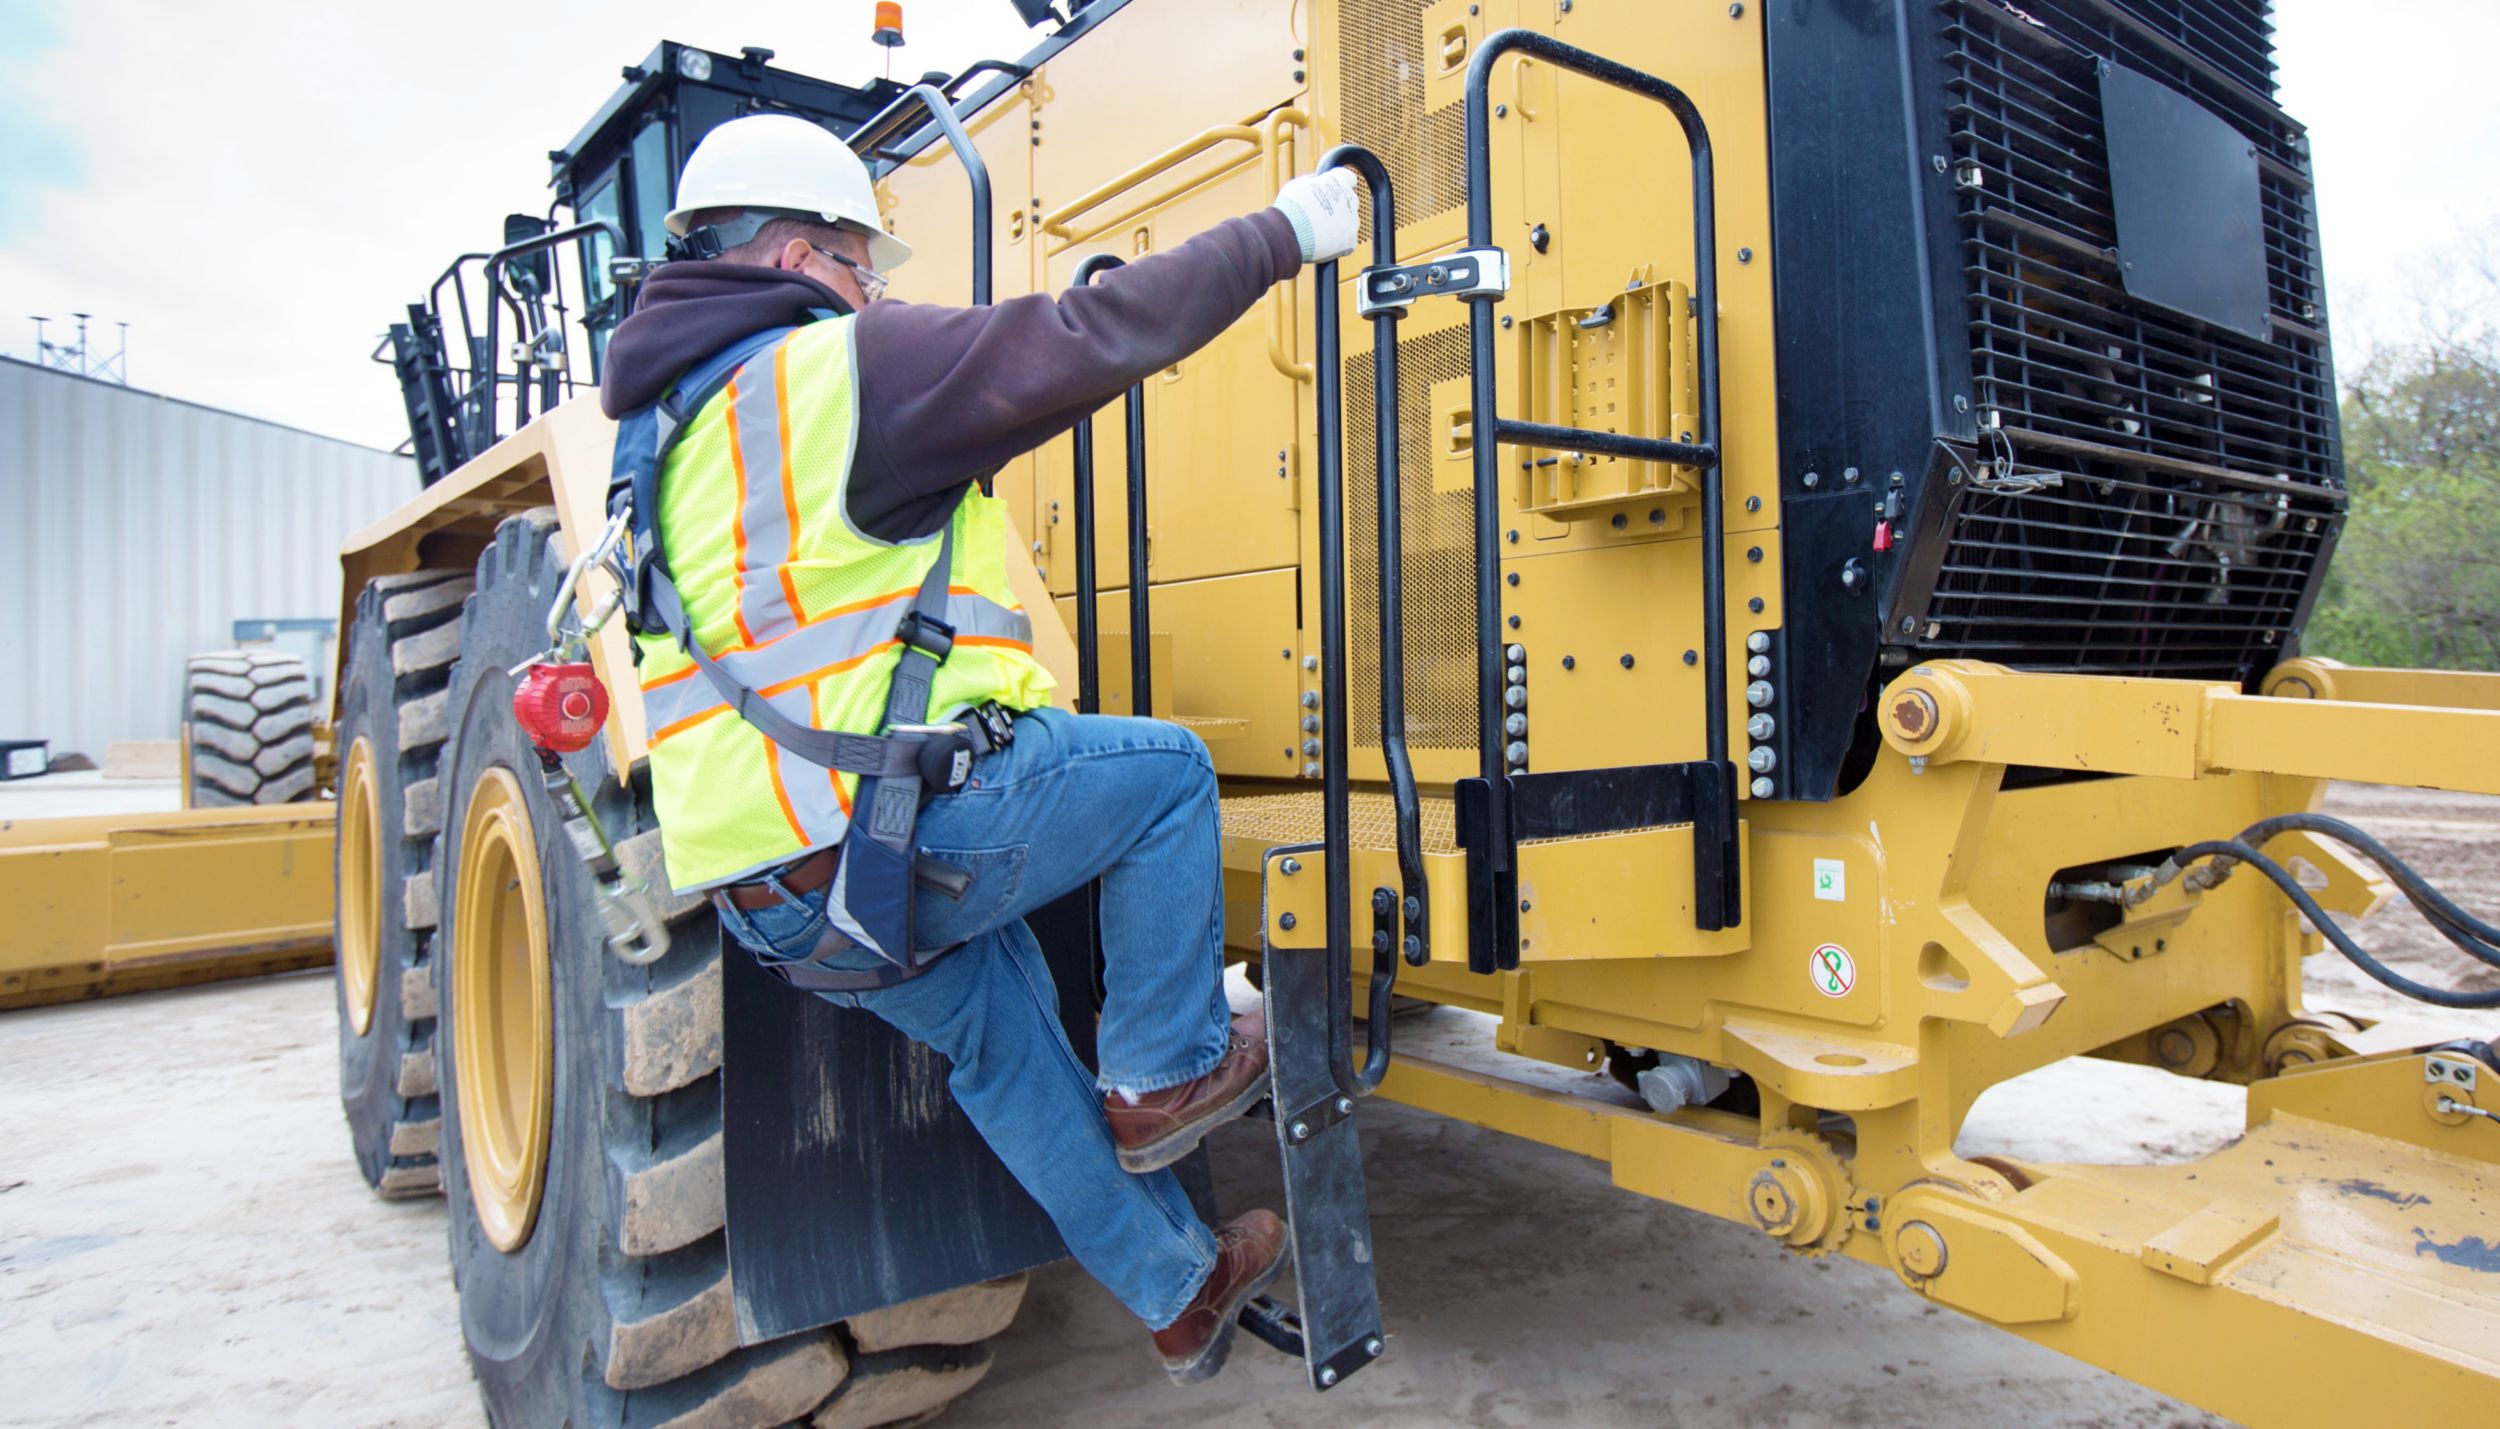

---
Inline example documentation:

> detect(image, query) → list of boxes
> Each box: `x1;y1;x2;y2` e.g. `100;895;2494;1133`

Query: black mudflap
1255;845;1386;1390
721;888;1099;1342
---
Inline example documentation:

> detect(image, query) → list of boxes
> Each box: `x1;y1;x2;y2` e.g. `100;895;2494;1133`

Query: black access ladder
1064;28;1740;1393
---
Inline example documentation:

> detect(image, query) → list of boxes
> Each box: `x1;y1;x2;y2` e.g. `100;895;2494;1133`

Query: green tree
2304;267;2500;670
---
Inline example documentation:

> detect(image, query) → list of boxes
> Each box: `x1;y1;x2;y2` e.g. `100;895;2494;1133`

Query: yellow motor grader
327;2;2500;1424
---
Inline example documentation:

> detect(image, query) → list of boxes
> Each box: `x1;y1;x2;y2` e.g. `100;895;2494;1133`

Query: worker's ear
775;236;815;273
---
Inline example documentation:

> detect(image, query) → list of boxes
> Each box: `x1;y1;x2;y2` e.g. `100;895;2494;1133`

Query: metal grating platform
1220;790;1458;855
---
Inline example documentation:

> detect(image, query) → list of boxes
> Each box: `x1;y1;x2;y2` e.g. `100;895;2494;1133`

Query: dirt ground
2;783;2493;1428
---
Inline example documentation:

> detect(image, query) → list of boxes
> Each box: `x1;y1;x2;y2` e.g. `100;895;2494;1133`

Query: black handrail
845;84;994;307
939;59;1033;104
1461;29;1741;944
478;220;624;449
1310;145;1426;1098
1068;253;1152;719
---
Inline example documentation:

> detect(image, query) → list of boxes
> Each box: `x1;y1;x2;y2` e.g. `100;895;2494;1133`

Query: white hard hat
666;113;913;273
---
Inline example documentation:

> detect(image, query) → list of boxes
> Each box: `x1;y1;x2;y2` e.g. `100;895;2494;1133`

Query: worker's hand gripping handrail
1066;252;1153;718
1310;145;1425;1098
1455;31;1742;966
845;83;993;306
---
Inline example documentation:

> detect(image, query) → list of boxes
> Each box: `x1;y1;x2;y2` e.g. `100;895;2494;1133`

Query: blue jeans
717;708;1228;1328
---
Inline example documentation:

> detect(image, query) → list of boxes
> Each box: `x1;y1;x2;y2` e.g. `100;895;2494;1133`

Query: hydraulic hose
2151;830;2500;1009
2239;813;2500;964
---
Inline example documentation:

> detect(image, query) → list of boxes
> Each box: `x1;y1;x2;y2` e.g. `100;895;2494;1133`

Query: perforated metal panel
1220;789;1458;853
1343;322;1480;752
1335;0;1469;231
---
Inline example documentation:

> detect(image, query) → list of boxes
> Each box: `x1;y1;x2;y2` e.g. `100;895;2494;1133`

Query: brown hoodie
601;210;1301;542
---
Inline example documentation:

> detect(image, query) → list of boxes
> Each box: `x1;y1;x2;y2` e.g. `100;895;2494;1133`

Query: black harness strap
619;325;988;982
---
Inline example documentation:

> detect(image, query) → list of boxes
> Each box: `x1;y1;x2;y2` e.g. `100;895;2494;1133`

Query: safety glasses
811;244;889;305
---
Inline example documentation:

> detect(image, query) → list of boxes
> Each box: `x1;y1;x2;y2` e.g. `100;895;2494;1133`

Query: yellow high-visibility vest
634;315;1055;891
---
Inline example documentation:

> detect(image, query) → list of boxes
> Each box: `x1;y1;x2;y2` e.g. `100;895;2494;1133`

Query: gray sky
2;0;2492;448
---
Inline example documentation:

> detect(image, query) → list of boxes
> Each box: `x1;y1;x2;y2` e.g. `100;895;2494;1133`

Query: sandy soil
2;785;2493;1427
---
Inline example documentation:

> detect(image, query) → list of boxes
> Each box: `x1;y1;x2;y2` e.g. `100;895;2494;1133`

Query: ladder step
1259;841;1387;1392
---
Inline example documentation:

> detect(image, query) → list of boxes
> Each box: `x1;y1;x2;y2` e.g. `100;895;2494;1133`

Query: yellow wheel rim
338;737;384;1037
452;766;555;1253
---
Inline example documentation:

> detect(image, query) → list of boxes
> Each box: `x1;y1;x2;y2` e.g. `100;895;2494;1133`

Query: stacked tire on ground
333;571;473;1198
347;510;1022;1427
185;649;320;806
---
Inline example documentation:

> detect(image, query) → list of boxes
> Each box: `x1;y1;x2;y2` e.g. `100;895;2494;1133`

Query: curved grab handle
1041;123;1264;244
847;83;993;306
1262;109;1315;383
1309;143;1424;1098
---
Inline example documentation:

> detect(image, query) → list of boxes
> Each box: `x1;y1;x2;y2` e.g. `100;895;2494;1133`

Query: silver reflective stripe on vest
728;353;800;647
642;587;1034;742
768;684;848;844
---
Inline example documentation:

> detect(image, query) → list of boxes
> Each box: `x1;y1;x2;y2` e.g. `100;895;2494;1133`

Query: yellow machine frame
324;2;2500;1421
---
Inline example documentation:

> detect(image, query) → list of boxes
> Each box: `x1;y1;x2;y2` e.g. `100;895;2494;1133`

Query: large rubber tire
185;649;318;805
435;511;1023;1428
333;572;473;1198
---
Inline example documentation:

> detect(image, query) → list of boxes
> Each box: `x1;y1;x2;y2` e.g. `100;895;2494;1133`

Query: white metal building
0;358;416;755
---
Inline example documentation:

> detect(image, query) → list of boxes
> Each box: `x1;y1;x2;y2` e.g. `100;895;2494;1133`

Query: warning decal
1810;943;1856;998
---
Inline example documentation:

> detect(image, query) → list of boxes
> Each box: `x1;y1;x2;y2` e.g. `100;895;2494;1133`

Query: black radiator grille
1923;460;2339;676
1922;0;2342;683
2051;0;2279;100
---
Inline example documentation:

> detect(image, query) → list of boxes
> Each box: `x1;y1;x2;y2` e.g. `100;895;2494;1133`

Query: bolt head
1748;746;1776;773
1748;654;1771;677
1319;1367;1338;1387
1366;1337;1384;1356
1746;680;1775;708
1747;631;1771;653
1750;775;1774;799
1336;1096;1353;1114
1281;857;1302;875
1291;1120;1310;1140
1279;911;1298;930
1506;643;1526;663
1747;712;1775;740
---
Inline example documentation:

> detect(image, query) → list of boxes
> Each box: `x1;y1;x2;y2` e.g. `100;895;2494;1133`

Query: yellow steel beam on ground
0;805;336;1010
1878;659;2500;795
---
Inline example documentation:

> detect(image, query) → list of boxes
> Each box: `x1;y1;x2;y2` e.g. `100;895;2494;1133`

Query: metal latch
1356;248;1512;318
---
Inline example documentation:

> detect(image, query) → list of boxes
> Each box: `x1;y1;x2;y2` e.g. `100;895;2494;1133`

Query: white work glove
1272;169;1364;264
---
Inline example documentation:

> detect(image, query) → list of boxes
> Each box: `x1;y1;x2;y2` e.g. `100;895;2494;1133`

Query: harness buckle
972;702;1017;752
895;609;957;660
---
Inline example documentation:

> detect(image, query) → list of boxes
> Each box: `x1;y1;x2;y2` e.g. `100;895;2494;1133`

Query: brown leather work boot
1152;1209;1290;1385
1103;1011;1270;1173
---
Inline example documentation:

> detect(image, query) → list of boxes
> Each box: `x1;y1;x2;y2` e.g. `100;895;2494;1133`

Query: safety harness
608;317;1007;991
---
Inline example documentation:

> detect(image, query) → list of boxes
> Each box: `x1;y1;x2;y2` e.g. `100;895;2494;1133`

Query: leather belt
720;847;837;910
